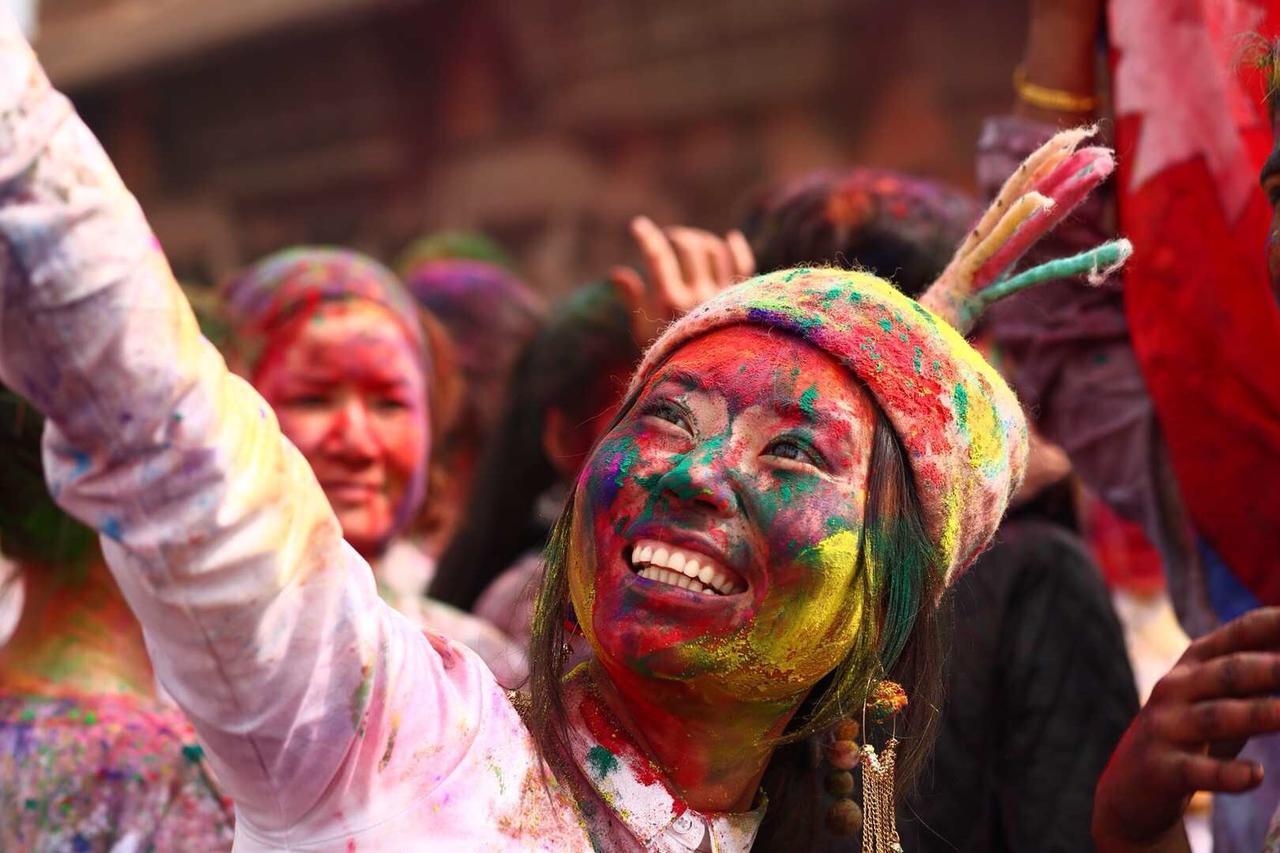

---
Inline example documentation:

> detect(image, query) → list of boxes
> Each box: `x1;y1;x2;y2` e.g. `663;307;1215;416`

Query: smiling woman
219;246;528;686
0;16;1128;852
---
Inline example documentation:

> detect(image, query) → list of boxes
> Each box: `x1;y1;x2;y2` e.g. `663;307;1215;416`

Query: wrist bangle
1013;65;1097;113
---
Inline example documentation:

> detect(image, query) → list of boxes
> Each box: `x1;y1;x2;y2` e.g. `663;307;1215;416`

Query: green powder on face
182;744;205;763
586;745;620;779
799;385;818;419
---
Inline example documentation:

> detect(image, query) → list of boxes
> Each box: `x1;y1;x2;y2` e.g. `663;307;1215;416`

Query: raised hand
609;216;755;346
1093;608;1280;852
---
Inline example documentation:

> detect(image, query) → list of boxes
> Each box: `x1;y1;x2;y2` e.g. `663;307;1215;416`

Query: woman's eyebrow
773;400;820;425
653;368;708;393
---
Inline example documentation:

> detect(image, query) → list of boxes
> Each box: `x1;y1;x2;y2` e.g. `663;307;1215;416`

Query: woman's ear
543;407;594;482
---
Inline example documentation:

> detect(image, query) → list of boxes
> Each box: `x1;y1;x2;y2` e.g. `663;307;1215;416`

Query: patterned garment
0;693;234;852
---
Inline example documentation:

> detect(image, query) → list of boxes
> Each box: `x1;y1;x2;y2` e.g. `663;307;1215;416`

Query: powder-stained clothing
896;519;1139;852
0;22;760;852
0;693;235;851
377;539;530;689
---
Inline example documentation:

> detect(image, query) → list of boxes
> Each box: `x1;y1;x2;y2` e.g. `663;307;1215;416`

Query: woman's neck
0;558;154;698
587;659;799;814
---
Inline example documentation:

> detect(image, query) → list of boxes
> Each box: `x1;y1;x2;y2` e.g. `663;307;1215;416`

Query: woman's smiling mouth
628;539;747;596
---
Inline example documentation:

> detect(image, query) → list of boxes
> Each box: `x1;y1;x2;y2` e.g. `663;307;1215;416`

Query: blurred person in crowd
994;0;1280;849
432;278;639;647
742;165;1138;852
220;247;527;686
0;21;1128;847
1094;19;1280;853
398;246;546;560
434;218;752;655
0;386;235;850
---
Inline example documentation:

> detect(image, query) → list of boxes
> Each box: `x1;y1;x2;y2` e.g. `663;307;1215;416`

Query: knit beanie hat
628;127;1131;583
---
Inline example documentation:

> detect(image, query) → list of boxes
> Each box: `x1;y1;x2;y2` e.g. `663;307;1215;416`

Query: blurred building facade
36;0;1026;292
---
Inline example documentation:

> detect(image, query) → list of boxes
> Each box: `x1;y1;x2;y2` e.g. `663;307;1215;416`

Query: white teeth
629;539;745;596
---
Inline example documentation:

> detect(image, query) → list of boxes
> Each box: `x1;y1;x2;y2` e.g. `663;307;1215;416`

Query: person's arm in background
981;0;1217;635
0;18;498;843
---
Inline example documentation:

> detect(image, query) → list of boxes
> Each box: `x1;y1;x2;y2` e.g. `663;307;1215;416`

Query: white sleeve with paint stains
0;21;539;847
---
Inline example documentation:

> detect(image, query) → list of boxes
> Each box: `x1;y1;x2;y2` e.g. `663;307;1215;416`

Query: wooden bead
826;798;864;835
826;739;860;770
824;769;855;797
834;719;861;742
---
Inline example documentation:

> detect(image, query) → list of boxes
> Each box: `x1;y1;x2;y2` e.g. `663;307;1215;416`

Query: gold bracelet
1013;65;1097;113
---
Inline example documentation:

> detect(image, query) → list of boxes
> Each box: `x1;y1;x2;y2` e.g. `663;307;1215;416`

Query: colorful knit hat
628;127;1132;582
221;246;425;377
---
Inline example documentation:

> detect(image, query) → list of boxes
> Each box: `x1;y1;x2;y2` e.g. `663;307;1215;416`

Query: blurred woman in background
221;248;527;686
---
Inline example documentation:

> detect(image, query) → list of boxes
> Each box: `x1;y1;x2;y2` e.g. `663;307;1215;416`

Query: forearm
0;20;415;831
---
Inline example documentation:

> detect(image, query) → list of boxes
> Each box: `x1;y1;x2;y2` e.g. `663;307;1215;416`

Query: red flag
1109;0;1280;604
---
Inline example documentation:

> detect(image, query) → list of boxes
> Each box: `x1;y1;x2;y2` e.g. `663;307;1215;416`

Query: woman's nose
656;450;737;516
324;397;379;461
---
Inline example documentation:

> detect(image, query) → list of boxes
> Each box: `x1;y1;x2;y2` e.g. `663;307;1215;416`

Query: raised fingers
667;227;716;303
1183;608;1280;664
1158;751;1264;794
631;216;683;305
1151;696;1280;744
1157;652;1280;703
726;230;755;279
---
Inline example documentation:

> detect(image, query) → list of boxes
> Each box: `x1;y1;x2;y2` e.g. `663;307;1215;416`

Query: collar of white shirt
562;669;766;853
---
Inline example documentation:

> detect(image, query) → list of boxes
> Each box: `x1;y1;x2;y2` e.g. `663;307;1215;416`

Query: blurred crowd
1;1;1279;852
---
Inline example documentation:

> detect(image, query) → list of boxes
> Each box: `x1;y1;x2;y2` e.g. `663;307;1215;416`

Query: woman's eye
641;399;693;433
763;437;822;467
285;394;331;409
372;397;410;412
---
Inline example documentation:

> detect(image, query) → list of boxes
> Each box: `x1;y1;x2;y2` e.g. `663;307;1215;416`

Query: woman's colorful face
569;325;877;702
253;300;429;556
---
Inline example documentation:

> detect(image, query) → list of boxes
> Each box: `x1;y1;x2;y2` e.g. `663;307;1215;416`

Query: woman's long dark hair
430;282;640;610
525;374;946;852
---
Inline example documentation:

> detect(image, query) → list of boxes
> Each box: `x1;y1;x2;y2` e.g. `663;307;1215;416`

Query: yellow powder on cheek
714;530;867;700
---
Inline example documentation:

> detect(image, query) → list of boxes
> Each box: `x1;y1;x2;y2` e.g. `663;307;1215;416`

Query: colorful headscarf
397;230;516;274
221;247;426;378
629;128;1131;583
401;258;545;437
401;259;544;377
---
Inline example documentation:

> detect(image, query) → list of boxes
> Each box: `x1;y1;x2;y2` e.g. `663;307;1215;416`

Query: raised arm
0;20;497;840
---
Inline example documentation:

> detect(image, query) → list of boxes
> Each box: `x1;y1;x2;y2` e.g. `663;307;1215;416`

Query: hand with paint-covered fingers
609;216;754;346
1093;607;1280;852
